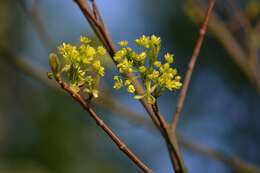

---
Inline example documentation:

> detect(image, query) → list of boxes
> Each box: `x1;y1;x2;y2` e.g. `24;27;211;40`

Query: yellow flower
175;75;181;81
97;46;106;55
93;60;101;69
164;53;174;63
114;49;127;62
85;76;94;84
85;45;96;57
117;59;133;73
92;89;99;98
113;76;123;89
58;43;79;61
150;35;161;46
80;36;91;44
118;40;128;47
153;61;161;67
135;35;150;48
160;63;170;72
92;60;105;76
98;67;105;76
148;70;159;80
135;52;147;62
127;85;135;93
124;79;131;85
138;66;147;73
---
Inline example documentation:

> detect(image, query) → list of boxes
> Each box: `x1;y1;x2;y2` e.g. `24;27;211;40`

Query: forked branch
73;1;186;172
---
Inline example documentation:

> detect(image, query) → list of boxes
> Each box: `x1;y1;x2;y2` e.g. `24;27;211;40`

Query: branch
52;74;154;173
73;1;188;172
171;0;216;130
73;0;116;57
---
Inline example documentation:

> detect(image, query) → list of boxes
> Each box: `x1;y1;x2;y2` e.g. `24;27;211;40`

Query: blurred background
0;0;259;173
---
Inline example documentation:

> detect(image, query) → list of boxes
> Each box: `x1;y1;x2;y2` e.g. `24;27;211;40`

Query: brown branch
171;0;216;130
51;74;154;173
73;0;116;57
92;0;98;20
91;0;105;28
72;1;187;171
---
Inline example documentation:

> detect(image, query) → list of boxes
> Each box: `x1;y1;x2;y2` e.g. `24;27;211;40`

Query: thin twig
74;0;116;57
91;0;105;28
92;0;98;20
52;75;154;173
171;0;216;130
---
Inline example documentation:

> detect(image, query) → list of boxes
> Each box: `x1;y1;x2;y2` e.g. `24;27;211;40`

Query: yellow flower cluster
48;36;106;98
113;35;182;104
